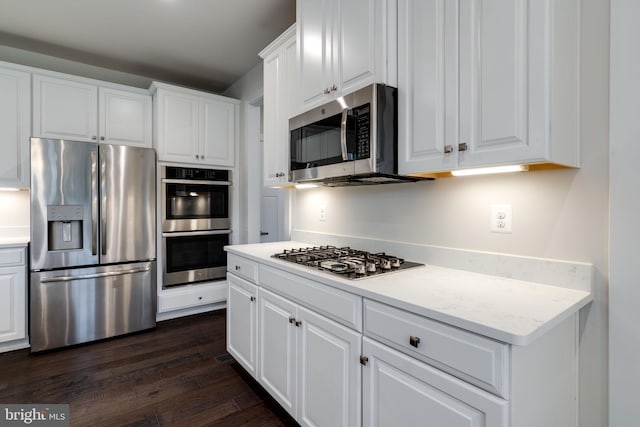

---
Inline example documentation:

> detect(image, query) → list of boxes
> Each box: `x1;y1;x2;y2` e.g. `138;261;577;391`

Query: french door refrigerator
30;138;157;352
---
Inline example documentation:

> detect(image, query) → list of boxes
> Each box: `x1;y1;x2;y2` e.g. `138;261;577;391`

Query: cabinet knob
409;335;421;348
100;136;105;141
250;296;256;302
360;355;369;366
444;145;453;154
195;154;200;159
289;316;296;324
235;265;240;270
323;87;331;94
330;84;337;92
458;143;468;152
295;320;302;327
92;136;97;140
198;296;203;300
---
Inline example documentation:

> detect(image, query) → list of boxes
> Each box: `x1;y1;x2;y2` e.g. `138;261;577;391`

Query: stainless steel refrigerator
30;138;157;352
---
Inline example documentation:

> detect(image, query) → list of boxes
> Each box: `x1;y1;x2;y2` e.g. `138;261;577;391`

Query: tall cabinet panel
200;97;236;167
0;66;30;188
260;25;297;186
155;89;200;163
398;0;456;174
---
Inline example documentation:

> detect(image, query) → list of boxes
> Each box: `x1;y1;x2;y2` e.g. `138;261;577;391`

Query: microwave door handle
340;109;349;161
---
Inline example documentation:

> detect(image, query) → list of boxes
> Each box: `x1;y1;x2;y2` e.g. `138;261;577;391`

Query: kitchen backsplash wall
0;191;29;227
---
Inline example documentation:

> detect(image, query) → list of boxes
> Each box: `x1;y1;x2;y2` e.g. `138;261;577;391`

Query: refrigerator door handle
90;150;98;256
101;156;107;256
39;266;152;283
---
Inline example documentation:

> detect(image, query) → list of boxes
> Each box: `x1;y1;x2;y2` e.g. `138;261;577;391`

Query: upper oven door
162;178;230;232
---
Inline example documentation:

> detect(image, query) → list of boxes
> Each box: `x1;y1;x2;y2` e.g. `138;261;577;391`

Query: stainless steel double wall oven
161;166;230;287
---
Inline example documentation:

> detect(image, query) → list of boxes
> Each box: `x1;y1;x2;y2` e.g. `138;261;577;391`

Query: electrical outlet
490;204;512;233
319;204;327;221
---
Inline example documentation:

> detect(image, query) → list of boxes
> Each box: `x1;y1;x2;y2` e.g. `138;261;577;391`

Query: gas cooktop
272;246;424;280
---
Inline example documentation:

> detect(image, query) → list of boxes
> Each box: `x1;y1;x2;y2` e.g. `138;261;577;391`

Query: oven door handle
162;230;232;238
162;178;231;186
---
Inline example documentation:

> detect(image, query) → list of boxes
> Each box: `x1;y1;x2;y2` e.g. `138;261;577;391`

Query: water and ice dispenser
47;205;84;251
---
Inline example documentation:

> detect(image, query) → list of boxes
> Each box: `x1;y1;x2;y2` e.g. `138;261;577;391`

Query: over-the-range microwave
288;83;426;186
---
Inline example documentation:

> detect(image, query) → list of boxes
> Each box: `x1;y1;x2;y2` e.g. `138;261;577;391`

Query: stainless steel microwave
288;83;422;186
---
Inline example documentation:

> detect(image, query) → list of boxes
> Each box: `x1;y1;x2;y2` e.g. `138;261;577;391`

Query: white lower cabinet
227;273;258;377
362;337;507;427
0;246;27;351
258;287;361;426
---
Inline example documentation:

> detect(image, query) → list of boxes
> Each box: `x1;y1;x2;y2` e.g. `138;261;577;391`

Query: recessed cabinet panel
201;98;236;167
363;338;508;427
398;0;453;174
33;75;98;142
0;248;26;344
160;91;199;162
258;288;298;417
0;66;30;188
227;274;258;376
298;0;331;107
340;0;377;93
99;87;152;147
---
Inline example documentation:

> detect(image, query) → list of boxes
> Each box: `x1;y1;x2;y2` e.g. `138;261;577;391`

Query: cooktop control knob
366;261;377;273
355;263;366;275
381;259;392;270
391;258;401;268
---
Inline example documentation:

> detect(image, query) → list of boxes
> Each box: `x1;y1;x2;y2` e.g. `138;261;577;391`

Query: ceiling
0;0;296;93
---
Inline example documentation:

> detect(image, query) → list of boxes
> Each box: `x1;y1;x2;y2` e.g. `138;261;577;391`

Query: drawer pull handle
409;336;421;348
235;265;240;270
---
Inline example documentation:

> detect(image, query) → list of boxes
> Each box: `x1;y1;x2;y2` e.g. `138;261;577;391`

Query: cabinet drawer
158;282;226;312
0;248;25;267
364;299;509;398
227;253;258;283
259;264;362;332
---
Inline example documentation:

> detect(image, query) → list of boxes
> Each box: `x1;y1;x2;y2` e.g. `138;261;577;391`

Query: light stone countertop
0;227;29;248
225;241;592;346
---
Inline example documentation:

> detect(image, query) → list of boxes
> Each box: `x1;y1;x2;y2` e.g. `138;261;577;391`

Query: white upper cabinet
297;0;397;112
33;74;152;147
152;82;239;167
0;65;30;189
99;87;152;148
260;25;297;187
399;0;579;176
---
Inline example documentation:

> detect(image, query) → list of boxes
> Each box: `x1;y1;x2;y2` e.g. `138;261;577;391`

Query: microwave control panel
354;104;371;159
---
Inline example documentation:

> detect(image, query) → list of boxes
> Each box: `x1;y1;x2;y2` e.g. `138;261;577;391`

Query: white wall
224;62;265;244
0;191;29;227
291;0;610;425
609;1;640;425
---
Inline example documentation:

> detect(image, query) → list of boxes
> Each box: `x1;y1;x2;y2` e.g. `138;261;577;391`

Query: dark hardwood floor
0;310;298;427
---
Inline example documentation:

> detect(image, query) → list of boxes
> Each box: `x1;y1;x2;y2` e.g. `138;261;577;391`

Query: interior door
100;144;156;264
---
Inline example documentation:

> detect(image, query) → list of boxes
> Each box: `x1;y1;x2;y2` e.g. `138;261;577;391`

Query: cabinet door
200;97;236;167
99;87;152;147
155;89;199;163
0;266;26;343
258;288;298;418
0;67;30;188
362;338;508;427
227;274;258;377
458;0;548;167
338;0;384;95
398;0;458;175
33;75;98;142
298;0;334;108
263;32;297;187
298;306;361;427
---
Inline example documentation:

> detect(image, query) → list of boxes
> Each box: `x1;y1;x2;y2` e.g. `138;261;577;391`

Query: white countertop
226;241;592;346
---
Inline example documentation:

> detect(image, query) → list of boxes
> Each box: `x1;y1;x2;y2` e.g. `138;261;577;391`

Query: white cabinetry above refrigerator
32;74;152;148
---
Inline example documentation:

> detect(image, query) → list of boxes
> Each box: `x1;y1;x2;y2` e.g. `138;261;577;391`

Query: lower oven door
162;230;229;287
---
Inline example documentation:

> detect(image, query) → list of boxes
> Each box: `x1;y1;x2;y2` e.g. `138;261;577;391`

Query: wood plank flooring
0;310;298;427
